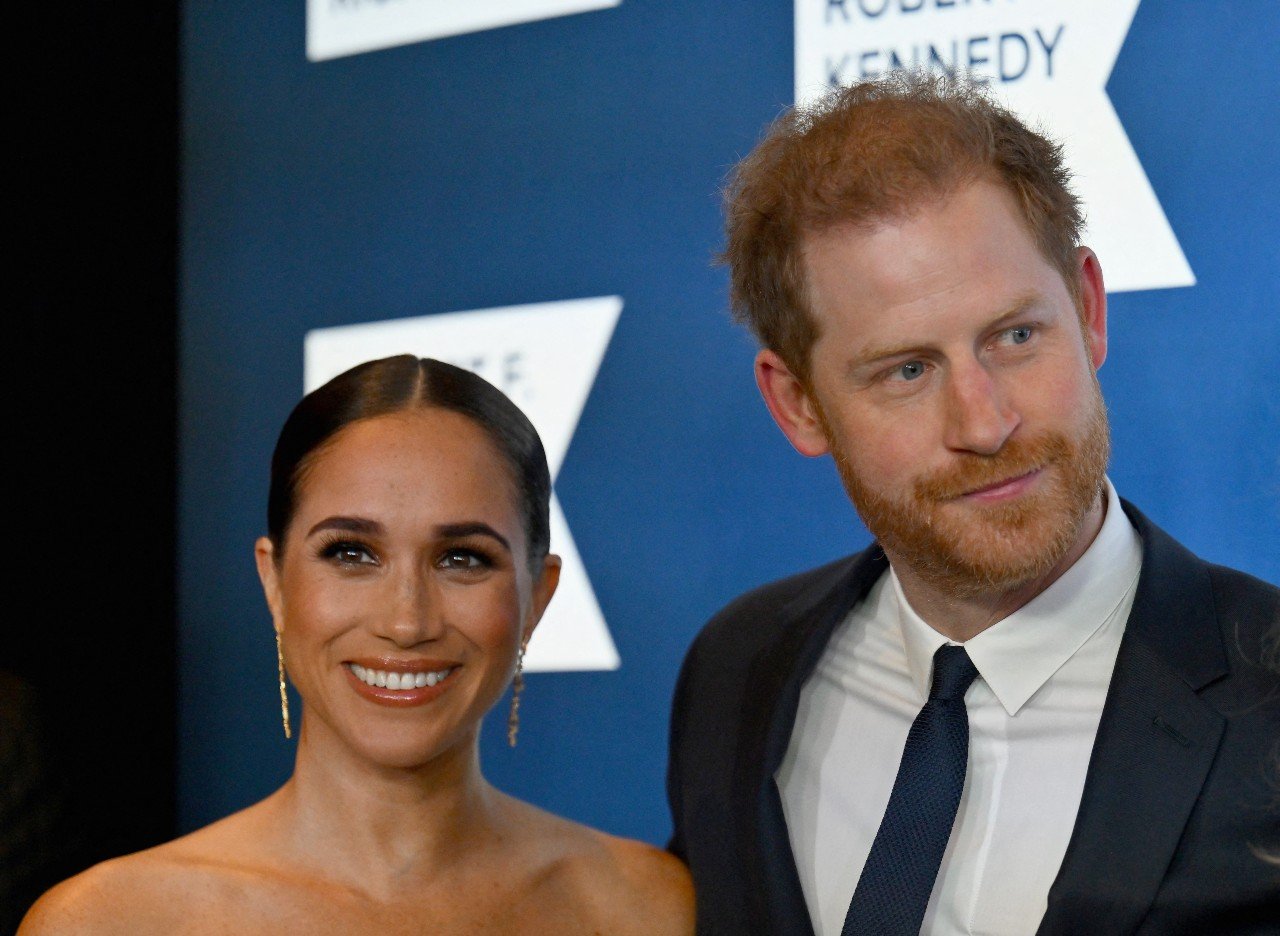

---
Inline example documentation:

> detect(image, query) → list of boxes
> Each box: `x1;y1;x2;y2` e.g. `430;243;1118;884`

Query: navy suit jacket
668;502;1279;935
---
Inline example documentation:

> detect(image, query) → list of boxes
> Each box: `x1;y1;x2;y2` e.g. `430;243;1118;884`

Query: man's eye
1008;326;1033;344
896;361;926;381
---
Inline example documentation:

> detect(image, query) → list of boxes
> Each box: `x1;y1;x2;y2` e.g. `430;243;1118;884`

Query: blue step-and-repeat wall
180;1;1279;845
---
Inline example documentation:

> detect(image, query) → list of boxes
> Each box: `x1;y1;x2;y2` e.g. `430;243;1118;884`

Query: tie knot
929;645;978;702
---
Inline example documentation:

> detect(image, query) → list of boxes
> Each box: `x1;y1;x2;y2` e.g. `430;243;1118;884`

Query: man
667;72;1279;936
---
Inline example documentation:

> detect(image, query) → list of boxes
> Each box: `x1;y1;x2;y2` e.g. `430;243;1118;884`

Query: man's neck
889;495;1108;643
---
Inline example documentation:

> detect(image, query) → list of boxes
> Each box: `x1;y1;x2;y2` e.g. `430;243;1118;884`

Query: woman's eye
896;360;926;381
323;542;376;565
1007;325;1033;344
439;549;489;571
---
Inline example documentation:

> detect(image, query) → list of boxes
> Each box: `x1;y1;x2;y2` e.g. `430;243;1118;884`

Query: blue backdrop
180;1;1279;845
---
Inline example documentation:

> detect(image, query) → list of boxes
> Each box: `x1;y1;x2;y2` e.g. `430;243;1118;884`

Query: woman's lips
343;659;459;707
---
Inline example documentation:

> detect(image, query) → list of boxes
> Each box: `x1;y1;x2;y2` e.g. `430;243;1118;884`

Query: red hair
722;71;1083;383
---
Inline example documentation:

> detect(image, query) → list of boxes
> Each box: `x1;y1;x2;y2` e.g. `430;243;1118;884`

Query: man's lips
957;467;1043;502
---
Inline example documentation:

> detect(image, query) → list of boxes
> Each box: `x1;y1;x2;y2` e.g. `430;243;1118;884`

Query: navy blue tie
841;644;979;936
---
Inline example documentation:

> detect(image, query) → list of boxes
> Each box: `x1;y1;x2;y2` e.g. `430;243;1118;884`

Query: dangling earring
276;630;292;740
507;646;526;748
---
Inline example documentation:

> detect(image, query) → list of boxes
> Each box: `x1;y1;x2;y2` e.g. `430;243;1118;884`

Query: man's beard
823;382;1111;599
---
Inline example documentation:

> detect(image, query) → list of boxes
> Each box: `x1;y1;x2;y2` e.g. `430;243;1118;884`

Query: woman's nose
379;571;445;647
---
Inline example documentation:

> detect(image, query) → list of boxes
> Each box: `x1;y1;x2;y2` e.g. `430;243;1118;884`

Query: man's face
778;179;1109;597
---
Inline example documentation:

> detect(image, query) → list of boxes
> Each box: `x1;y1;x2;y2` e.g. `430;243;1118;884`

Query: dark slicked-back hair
722;70;1084;384
267;355;551;569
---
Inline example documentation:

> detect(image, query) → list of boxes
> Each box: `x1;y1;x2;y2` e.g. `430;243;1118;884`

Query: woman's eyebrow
437;522;511;553
306;516;384;538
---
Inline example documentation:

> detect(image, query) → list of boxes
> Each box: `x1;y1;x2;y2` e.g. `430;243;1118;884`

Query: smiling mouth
347;663;456;690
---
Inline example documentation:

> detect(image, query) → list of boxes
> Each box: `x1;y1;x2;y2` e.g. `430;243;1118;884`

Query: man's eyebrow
845;293;1043;373
437;522;511;553
306;516;384;538
982;293;1043;331
845;339;929;375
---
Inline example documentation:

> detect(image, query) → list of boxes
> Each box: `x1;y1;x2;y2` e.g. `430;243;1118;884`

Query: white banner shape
796;0;1193;293
304;296;623;672
307;0;622;62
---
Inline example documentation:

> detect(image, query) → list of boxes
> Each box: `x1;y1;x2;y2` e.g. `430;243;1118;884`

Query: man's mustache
913;434;1071;502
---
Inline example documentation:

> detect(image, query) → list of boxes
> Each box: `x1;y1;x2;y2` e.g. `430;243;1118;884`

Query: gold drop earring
276;630;292;740
507;645;526;748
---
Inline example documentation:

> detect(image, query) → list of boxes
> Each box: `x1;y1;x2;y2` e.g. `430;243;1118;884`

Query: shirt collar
892;479;1143;715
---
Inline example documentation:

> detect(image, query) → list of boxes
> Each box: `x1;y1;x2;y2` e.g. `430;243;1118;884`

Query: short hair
267;355;551;570
722;70;1084;384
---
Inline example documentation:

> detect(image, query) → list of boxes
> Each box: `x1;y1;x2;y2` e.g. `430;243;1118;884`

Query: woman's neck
267;718;508;894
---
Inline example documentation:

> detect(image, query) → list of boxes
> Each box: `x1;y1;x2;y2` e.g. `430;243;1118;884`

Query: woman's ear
523;553;562;644
254;536;284;633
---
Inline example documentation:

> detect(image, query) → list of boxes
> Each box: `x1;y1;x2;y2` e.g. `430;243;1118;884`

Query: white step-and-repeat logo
304;296;624;673
797;0;1193;293
307;0;622;61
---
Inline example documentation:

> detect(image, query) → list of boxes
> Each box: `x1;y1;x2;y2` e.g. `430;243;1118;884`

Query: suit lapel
728;503;1228;934
732;547;890;936
1038;502;1229;936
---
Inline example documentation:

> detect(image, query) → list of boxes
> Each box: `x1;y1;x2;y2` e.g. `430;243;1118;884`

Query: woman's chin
332;722;479;773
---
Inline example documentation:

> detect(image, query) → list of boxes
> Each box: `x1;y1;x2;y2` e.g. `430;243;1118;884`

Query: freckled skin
20;410;695;936
267;411;536;774
757;179;1111;640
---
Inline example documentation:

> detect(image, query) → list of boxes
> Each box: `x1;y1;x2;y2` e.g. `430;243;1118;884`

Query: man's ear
254;536;284;634
523;553;562;645
1076;246;1108;371
755;349;831;457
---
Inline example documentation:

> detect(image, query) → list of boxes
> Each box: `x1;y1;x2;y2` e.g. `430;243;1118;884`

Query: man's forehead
800;193;1073;364
806;181;1045;289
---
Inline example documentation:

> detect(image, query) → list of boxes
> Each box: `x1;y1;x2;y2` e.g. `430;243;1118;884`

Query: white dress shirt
776;481;1143;936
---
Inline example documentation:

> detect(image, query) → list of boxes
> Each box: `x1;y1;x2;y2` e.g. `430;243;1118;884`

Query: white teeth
348;664;452;690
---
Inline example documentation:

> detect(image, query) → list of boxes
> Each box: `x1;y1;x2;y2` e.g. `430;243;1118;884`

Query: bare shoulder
19;848;192;935
508;800;694;935
589;831;695;930
20;807;273;935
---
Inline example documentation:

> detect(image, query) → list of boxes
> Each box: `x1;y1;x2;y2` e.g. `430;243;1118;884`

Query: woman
22;356;694;934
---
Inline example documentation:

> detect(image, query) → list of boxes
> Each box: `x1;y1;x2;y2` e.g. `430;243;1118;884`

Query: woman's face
255;408;558;769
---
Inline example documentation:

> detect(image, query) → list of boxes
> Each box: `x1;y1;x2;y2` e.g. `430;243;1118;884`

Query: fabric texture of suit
667;501;1279;935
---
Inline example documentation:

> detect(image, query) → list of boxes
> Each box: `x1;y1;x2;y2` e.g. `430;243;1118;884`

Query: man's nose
942;361;1020;455
379;570;445;647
